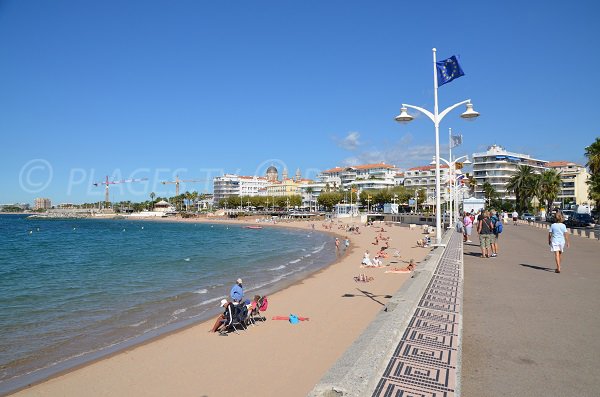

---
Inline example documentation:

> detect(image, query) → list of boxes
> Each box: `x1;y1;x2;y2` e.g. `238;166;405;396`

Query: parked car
562;210;574;221
520;213;535;222
565;213;595;228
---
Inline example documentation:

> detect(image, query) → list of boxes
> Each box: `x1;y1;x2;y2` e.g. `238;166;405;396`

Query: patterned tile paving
373;232;463;397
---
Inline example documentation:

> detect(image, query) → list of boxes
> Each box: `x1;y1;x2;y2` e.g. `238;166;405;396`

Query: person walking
490;210;499;257
512;210;519;226
549;212;570;273
477;210;494;258
463;212;473;243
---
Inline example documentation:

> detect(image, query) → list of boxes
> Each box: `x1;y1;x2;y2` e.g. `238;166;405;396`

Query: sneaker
466;240;472;243
491;253;497;257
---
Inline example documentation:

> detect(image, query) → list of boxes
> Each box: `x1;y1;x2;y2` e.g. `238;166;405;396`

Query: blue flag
436;55;464;86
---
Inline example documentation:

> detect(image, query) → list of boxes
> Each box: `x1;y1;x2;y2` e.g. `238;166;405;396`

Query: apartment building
213;174;270;203
546;161;590;206
471;144;547;201
34;197;52;210
403;165;450;204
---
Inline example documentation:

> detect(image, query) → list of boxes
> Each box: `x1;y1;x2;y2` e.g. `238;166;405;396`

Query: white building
314;163;397;192
546;161;590;206
212;174;271;203
403;164;451;204
471;144;547;201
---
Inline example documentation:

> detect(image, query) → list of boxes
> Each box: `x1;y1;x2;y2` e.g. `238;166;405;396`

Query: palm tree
482;181;497;206
585;137;600;174
585;137;600;210
538;169;562;212
150;192;155;210
506;165;535;212
465;173;477;197
305;186;314;211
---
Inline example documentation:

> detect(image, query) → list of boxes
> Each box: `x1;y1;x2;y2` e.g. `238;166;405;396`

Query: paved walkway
462;222;600;396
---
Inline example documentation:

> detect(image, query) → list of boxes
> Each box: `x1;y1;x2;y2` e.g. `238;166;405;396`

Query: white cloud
335;131;362;150
340;132;436;170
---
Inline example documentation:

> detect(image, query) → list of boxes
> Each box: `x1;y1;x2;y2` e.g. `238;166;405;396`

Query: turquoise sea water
0;214;335;391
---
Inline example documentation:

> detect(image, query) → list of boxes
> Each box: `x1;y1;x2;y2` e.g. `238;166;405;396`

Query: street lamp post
395;48;479;244
432;155;471;230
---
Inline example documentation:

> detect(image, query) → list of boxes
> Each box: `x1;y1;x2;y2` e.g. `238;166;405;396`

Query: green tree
149;192;156;210
538;169;562;212
482;181;497;206
317;192;343;211
506;165;535;212
465;173;477;196
585;137;600;210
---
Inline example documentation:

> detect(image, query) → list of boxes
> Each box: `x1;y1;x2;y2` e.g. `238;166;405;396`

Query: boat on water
244;226;263;229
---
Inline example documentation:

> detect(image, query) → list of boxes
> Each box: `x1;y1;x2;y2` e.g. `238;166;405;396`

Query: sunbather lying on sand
385;260;416;274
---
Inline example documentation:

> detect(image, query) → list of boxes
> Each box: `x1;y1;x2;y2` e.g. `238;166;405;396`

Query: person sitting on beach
354;273;374;282
416;237;431;247
248;295;261;315
372;255;383;267
230;278;244;304
372;236;379;245
377;249;388;259
362;250;373;266
211;299;234;333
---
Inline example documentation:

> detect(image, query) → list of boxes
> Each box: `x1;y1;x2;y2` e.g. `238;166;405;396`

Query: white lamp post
395;48;479;244
432;155;471;229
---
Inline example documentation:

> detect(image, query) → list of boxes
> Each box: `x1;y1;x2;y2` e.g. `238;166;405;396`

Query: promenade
311;220;599;397
462;222;600;396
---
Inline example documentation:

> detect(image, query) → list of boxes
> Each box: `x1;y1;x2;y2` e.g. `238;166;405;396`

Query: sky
1;0;598;204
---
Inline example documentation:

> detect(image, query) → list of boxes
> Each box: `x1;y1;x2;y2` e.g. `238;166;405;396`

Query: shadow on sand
520;263;554;272
342;288;393;306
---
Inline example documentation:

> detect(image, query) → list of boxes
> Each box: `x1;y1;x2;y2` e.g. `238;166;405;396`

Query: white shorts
550;242;565;252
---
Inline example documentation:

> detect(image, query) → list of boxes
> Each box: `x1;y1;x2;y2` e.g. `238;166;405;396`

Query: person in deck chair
211;299;234;333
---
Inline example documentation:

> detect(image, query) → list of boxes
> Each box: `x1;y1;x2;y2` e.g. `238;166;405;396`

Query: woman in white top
548;212;570;273
362;250;373;266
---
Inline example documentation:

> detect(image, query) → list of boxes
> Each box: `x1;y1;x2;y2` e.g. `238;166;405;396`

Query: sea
0;214;336;393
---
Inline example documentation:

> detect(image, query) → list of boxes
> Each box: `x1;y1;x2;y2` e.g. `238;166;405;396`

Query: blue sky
1;0;598;204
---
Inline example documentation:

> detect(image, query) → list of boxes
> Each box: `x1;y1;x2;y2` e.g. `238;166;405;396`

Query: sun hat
237;278;243;284
220;299;228;307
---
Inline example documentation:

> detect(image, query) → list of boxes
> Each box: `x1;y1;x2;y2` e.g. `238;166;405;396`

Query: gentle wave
288;259;301;264
269;265;286;271
171;308;187;316
193;289;208;294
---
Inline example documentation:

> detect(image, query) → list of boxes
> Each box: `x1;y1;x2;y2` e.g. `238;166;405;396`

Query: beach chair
222;303;249;334
251;295;268;323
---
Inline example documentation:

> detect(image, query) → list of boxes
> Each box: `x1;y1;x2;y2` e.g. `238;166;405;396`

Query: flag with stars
450;134;463;148
436;55;464;87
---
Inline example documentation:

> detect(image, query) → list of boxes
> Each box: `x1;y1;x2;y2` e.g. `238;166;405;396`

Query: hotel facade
403;164;451;204
471;144;548;201
546;161;590;206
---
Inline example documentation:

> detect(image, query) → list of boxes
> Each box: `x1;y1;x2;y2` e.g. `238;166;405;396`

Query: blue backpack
495;221;503;234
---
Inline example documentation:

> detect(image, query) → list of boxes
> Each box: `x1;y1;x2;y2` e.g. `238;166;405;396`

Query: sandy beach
10;217;431;397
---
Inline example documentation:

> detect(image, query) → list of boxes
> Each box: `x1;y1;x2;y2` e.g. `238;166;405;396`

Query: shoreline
7;218;432;397
1;218;337;395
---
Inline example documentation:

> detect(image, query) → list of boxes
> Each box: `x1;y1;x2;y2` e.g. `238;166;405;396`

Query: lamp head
460;103;480;120
395;107;414;123
462;159;472;165
430;156;436;166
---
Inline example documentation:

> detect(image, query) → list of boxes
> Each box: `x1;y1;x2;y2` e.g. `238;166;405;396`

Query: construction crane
93;176;148;205
161;175;206;196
